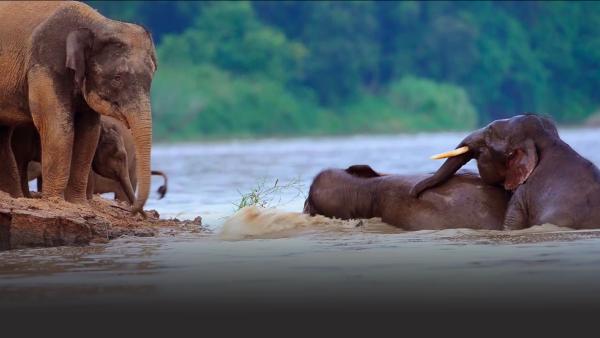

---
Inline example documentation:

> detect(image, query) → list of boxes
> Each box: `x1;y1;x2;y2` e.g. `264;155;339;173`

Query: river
3;128;600;312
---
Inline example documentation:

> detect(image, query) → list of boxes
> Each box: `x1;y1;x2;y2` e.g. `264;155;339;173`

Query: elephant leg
65;108;100;203
86;170;95;200
18;159;31;198
503;190;528;230
0;127;23;197
114;184;131;203
28;66;74;199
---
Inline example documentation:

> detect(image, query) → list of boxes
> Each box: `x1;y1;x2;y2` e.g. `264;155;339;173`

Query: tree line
88;1;600;140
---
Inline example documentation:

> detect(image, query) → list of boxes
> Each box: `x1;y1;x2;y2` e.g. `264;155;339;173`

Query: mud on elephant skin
0;1;156;214
304;165;510;230
411;114;600;229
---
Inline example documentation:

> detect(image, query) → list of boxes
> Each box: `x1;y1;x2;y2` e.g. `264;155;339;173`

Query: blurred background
88;1;600;141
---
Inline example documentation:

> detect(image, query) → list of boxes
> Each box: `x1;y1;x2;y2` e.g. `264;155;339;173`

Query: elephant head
93;124;136;205
65;22;157;214
410;114;559;196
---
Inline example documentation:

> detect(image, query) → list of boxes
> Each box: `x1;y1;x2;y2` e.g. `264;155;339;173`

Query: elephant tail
151;170;168;199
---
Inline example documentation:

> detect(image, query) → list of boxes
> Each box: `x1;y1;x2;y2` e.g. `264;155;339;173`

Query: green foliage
151;64;324;139
85;1;600;139
234;178;304;211
158;2;306;82
341;77;477;133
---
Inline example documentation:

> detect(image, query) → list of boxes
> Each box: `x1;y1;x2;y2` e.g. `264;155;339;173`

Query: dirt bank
0;192;202;250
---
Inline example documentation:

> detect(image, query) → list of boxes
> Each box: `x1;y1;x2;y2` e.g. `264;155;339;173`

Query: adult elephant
0;1;156;214
410;114;600;229
304;165;509;230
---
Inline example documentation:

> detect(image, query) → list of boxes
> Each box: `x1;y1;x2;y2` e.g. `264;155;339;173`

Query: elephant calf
304;165;509;230
91;116;168;204
14;117;168;204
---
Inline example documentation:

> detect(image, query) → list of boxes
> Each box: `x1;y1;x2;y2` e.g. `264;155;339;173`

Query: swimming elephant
17;117;167;204
410;114;600;229
0;1;156;214
304;165;509;230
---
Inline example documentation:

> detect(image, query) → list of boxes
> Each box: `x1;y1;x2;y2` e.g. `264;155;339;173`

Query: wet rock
1;209;95;249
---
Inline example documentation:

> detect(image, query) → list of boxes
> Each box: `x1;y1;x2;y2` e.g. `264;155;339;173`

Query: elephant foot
64;191;90;205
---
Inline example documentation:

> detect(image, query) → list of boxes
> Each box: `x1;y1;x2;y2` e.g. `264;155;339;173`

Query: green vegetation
233;178;304;211
88;1;600;140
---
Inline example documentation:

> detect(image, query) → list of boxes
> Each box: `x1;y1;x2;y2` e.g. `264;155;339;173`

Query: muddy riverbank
0;192;202;250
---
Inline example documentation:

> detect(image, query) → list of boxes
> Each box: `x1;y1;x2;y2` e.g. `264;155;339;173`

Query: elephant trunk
119;171;137;205
409;130;482;197
409;149;472;197
127;101;152;217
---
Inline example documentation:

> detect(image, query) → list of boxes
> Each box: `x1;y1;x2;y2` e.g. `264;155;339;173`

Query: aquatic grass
234;177;305;211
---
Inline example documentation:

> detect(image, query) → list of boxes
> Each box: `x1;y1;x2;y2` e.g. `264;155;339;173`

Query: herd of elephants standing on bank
0;1;165;216
1;2;600;232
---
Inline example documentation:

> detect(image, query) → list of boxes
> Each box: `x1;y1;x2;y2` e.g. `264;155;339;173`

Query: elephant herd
305;114;600;230
0;2;162;213
2;2;599;232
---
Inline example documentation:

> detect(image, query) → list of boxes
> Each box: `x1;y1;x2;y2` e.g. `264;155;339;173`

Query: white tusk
430;146;470;160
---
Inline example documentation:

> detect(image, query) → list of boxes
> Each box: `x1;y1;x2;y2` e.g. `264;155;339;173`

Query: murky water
3;128;600;309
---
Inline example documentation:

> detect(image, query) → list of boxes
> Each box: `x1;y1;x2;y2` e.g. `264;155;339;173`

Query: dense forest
88;1;600;140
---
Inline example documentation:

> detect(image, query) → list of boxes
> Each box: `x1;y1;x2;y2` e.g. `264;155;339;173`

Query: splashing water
219;206;397;240
219;206;584;243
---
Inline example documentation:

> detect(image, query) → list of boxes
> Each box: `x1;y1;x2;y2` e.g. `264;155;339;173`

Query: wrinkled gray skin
304;165;509;230
410;114;600;229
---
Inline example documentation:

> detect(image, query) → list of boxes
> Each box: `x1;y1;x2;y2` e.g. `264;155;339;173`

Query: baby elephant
15;116;168;204
304;165;510;230
91;116;168;204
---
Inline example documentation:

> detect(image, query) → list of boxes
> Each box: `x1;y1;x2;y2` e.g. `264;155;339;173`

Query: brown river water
3;129;600;311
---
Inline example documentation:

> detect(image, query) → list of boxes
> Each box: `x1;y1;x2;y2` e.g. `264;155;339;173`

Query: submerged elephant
304;165;509;230
0;1;156;214
410;114;600;229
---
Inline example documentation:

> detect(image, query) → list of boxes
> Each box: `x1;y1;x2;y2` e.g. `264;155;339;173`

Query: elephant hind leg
18;160;31;198
0;126;23;198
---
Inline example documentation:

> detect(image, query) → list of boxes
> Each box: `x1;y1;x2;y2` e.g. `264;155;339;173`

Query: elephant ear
504;139;538;191
345;165;382;178
65;28;93;91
